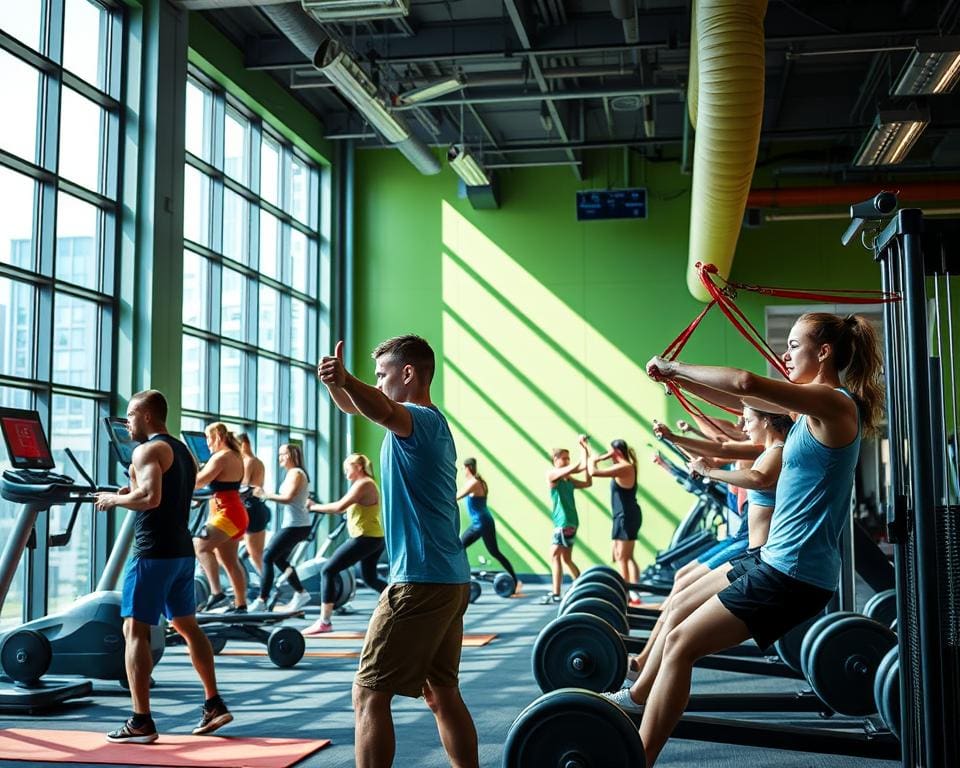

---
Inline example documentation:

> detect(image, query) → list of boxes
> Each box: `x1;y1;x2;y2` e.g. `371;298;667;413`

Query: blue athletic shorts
700;536;750;570
121;556;196;625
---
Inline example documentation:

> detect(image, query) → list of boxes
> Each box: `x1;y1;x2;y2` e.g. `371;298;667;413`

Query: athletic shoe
224;604;247;614
191;701;233;735
625;655;641;684
248;597;267;613
514;579;524;595
602;688;644;715
539;593;561;605
280;591;312;613
199;592;229;612
302;619;333;636
628;598;645;608
106;718;158;744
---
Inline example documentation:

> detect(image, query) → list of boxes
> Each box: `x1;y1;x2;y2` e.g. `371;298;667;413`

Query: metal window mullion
102;90;121;204
278;359;290;428
61;70;119;111
206;335;219;415
210;177;224;257
0;150;57;187
250;121;262;220
97;301;112;393
106;3;124;102
40;68;62;179
208;254;221;336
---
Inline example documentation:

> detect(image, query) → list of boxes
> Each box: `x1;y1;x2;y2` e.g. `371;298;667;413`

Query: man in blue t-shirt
318;335;477;768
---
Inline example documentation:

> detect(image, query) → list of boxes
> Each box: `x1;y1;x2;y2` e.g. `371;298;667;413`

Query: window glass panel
185;79;211;162
0;2;44;51
255;427;278;501
59;87;104;193
289;366;307;428
258;285;278;352
0;50;39;162
182;335;207;411
222;188;248;264
290;228;308;291
307;238;318;298
0;166;36;269
182;250;208;329
224;107;249;185
181;415;205;432
220;346;243;417
289;155;309;223
260;134;280;207
55;192;100;291
257;357;277;423
0;277;35;379
48;394;94;612
290;297;307;362
183;166;210;246
52;293;98;389
62;0;106;90
0;386;32;409
258;210;278;279
221;267;245;342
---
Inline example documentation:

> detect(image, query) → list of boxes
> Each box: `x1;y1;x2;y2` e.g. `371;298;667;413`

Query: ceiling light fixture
397;75;465;105
301;0;409;21
852;106;930;167
448;144;491;187
892;36;960;96
315;40;408;143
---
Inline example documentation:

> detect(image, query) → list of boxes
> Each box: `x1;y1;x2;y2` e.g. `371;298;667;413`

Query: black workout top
610;477;642;521
133;434;197;559
208;478;240;492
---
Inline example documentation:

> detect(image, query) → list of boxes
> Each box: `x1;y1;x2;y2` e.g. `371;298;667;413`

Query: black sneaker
200;592;229;612
192;701;233;735
106;718;158;744
224;604;247;614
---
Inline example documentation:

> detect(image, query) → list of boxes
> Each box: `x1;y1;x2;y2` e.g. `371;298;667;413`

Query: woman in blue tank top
620;312;884;767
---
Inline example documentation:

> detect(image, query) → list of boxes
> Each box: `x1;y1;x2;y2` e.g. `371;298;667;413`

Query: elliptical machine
0;409;164;712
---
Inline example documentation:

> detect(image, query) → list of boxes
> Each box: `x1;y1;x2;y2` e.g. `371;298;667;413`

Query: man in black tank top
94;390;233;743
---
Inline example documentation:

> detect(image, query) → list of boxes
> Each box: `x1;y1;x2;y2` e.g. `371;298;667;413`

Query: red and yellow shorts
207;491;249;540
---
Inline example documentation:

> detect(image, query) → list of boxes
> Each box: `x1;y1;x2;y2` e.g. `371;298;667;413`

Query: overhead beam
502;0;583;180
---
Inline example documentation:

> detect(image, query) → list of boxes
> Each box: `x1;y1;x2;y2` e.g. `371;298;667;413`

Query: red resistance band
657;263;901;430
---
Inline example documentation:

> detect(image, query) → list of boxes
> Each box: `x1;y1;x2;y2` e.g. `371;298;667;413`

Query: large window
181;73;321;499
0;1;123;626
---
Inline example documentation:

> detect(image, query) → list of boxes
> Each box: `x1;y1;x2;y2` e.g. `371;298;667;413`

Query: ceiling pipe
391;85;682;110
261;3;439;174
610;0;639;44
748;182;960;208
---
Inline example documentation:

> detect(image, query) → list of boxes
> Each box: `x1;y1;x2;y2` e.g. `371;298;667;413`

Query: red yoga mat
0;728;330;768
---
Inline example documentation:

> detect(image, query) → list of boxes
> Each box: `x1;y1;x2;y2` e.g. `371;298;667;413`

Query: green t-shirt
550;479;578;529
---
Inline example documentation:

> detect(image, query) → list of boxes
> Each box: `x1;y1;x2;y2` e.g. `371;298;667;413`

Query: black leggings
320;536;388;603
461;515;518;583
260;525;311;599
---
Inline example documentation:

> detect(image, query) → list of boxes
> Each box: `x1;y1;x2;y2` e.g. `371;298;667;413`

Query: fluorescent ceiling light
448;145;491;187
852;107;930;167
315;40;408;143
398;75;464;105
301;0;409;21
892;36;960;96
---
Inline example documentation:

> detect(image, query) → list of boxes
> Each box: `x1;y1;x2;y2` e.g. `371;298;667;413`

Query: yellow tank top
347;500;384;538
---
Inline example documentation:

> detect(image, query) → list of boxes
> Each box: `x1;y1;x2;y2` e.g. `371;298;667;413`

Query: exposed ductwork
685;0;768;301
610;0;639;44
687;2;698;128
261;3;439;174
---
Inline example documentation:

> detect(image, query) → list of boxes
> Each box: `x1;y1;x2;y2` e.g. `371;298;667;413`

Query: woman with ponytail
588;439;643;595
194;422;249;612
300;453;389;635
606;312;883;768
457;457;521;595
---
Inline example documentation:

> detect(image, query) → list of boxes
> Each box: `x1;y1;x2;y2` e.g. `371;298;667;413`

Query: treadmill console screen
0;408;55;470
181;431;211;466
103;417;138;467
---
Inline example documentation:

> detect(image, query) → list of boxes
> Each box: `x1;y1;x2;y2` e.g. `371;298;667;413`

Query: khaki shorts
355;582;470;698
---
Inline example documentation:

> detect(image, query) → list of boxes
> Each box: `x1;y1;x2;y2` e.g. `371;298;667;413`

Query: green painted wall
352;149;881;574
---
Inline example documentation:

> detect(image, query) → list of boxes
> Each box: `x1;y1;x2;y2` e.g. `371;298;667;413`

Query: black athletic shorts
243;496;271;534
611;513;640;542
717;552;833;650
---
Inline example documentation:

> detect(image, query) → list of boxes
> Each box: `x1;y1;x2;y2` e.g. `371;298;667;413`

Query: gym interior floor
0;583;897;768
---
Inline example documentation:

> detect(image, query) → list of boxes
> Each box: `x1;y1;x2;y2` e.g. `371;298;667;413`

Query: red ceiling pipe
748;182;960;208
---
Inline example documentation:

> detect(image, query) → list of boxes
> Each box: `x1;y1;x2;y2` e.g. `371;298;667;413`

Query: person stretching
236;432;269;578
457;457;521;595
302;453;389;635
249;444;312;613
621;312;882;766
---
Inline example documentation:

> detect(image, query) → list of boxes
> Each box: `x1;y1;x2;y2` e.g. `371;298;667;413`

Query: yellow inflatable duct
687;3;698;129
686;0;768;301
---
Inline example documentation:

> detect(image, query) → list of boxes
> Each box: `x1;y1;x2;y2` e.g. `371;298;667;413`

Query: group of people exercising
92;307;882;768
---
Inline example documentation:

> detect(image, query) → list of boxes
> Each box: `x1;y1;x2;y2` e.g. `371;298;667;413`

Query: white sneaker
282;591;312;613
248;597;267;613
602;688;644;715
